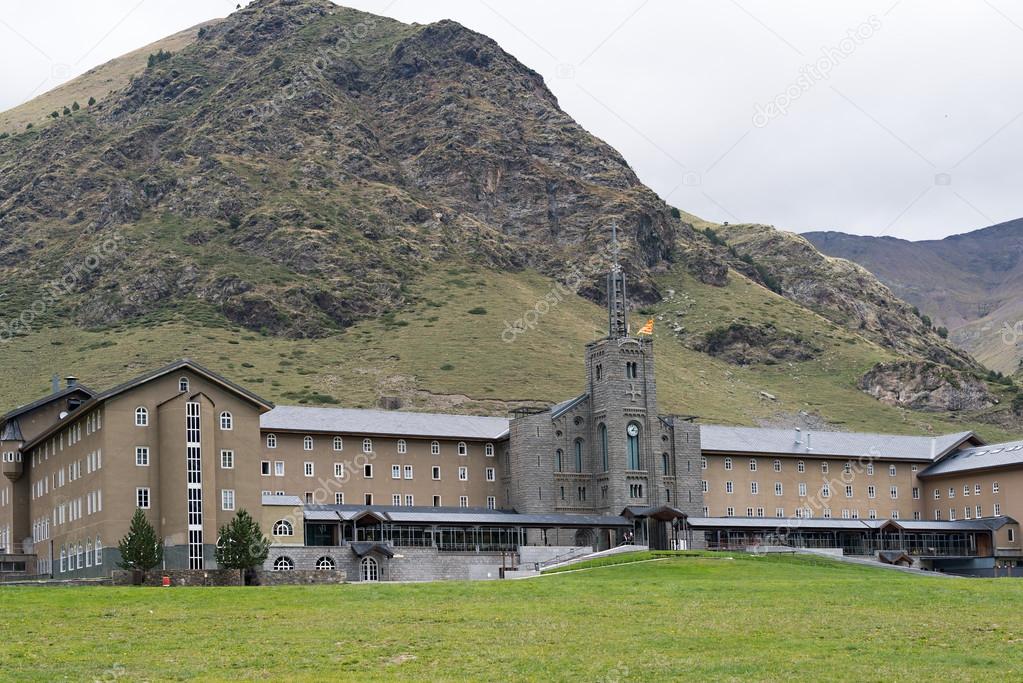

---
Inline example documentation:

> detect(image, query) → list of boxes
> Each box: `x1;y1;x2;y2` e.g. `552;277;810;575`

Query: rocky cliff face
858;360;997;412
0;0;726;337
713;223;980;372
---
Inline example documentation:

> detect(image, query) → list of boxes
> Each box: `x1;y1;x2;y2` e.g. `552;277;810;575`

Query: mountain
0;0;1019;441
805;219;1023;375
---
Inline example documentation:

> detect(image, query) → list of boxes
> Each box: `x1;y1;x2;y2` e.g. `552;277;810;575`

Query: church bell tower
585;224;659;515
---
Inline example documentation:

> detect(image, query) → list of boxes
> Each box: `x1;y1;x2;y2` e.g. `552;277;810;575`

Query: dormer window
179;377;189;393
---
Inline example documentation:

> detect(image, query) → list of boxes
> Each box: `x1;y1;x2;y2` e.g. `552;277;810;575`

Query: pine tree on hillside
215;509;270;585
117;508;163;584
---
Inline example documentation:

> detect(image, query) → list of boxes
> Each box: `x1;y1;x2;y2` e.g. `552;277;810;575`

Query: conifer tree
215;509;270;584
117;508;163;583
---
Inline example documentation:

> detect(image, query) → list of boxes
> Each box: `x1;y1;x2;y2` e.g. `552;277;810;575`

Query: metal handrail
537;547;593;569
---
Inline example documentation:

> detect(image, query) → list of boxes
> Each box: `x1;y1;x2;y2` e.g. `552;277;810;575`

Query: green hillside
5;262;1018;442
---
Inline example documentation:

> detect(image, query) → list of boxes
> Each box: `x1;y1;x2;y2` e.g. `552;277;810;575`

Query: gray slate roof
920;439;1023;477
302;504;631;528
699;425;977;461
261;406;510;440
686;516;1011;532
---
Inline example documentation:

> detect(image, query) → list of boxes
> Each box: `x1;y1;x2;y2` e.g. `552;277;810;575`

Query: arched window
457;442;467;456
555;449;563;473
135;407;148;427
431;441;440;455
266;433;277;449
662;452;670;475
178;377;189;393
273;519;294;536
333;436;344;451
724;457;733;470
95;535;102;565
220;411;233;430
599;423;608;472
316;556;336;570
574;439;583;473
303;436;314;451
273;556;294;571
485;443;494;457
626;422;641;470
60;545;66;573
361;556;379;582
86;540;93;568
397;439;407;454
363;438;373;453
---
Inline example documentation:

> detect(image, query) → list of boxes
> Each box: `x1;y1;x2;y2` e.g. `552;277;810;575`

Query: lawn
3;553;1023;681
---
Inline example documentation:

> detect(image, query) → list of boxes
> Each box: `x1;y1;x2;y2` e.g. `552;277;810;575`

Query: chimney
65;376;78;389
51;374;60;394
930;437;936;459
794;427;802;445
806;432;812;451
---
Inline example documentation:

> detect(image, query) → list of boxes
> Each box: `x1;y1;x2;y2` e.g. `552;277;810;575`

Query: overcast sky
2;0;1021;240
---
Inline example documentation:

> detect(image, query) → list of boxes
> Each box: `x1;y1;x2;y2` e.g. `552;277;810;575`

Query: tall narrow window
396;439;406;454
626;422;641;470
555;449;563;473
266;433;277;449
179;377;189;393
574;439;583;473
334;436;344;451
599;423;608;472
662;452;670;475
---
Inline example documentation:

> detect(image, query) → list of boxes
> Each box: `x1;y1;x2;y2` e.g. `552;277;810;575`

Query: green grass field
3;553;1023;681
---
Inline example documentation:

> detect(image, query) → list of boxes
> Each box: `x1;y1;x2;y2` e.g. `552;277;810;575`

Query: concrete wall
264;544;520;582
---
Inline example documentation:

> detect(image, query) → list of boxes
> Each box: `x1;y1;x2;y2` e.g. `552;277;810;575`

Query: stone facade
506;293;705;547
265;544;521;582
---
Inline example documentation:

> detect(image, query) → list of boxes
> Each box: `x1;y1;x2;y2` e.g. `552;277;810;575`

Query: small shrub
440;363;455;371
88;96;96;106
467;307;487;315
50;111;59;119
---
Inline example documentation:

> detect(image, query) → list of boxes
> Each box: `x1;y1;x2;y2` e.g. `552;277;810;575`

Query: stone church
507;235;704;549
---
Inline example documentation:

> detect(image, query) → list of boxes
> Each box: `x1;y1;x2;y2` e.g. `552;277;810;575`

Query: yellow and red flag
636;318;654;335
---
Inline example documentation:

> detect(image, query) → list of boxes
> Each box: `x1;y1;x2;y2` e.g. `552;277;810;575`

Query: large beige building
1;258;1022;580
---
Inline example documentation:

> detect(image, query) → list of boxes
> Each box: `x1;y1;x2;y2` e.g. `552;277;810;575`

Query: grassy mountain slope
3;260;1017;442
806;219;1023;374
0;23;216;136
